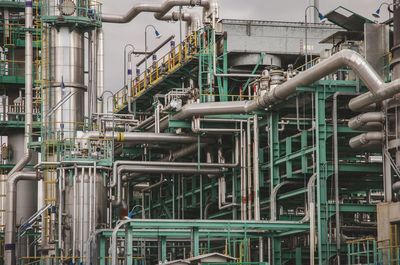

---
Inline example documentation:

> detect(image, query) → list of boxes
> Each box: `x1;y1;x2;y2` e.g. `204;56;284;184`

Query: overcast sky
102;0;385;92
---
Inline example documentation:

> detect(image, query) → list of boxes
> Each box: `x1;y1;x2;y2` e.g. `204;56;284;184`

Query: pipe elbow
349;131;384;149
348;112;385;130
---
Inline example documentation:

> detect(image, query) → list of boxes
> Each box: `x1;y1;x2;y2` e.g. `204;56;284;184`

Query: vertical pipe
313;0;320;23
96;28;104;113
4;1;33;264
253;115;260;220
253;115;262;261
333;93;341;265
91;29;98;116
247;119;252;220
88;31;93;120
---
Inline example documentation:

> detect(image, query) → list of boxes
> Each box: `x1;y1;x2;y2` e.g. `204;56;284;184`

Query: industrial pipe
153;0;211;20
349;131;385;149
113;164;228;206
258;49;384;108
101;4;161;23
5;171;38;265
81;131;213;144
5;1;34;263
349;79;400;111
348;112;385;130
97;28;105;113
165;50;383;124
101;0;211;24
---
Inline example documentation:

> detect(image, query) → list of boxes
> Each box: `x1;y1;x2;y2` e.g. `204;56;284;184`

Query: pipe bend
154;0;210;20
348;112;385;130
102;4;161;23
349;131;384;149
260;49;383;108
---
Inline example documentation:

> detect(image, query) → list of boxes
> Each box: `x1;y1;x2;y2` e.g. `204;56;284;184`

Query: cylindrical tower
39;0;105;263
47;27;85;137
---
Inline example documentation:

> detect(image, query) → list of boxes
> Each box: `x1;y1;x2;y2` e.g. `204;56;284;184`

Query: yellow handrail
113;30;199;112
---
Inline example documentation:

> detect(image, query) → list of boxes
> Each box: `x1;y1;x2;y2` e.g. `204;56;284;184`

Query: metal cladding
1;0;398;264
48;27;85;137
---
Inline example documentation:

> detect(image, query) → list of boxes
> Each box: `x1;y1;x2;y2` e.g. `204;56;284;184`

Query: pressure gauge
58;0;76;16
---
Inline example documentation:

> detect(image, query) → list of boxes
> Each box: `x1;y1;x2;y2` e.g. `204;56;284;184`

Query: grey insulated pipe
257;49;384;109
5;172;38;265
349;79;400;112
349;131;385;149
9;0;34;176
5;1;34;264
101;0;211;24
112;163;228;206
348;112;385;130
167;49;385;122
80;132;213;144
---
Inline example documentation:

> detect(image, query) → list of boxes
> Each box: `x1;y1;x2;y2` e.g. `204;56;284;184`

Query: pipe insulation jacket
348;112;385;130
349;131;385;149
167;50;389;123
101;0;211;23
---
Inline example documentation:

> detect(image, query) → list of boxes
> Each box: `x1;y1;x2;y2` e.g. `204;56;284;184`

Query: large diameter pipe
172;101;258;120
101;0;210;24
4;172;38;265
258;49;384;108
5;1;34;263
82;131;212;144
154;0;210;20
349;79;400;112
167;49;382;122
348;112;385;130
9;0;34;176
349;131;385;149
101;4;160;23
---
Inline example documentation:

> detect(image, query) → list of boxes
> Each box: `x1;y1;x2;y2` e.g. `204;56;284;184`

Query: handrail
113;30;200;112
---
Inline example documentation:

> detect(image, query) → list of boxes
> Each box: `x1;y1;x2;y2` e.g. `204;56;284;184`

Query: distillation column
40;0;106;262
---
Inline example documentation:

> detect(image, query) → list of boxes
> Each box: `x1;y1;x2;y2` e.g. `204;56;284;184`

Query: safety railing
295;57;320;72
1;19;25;46
0;59;24;79
0;103;40;122
113;30;200;112
62;135;114;162
377;241;400;265
41;0;102;23
347;237;377;265
347;237;400;265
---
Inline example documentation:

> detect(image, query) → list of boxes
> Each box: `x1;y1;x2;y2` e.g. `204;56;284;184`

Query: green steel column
286;137;293;178
192;227;200;257
301;131;308;173
99;235;106;265
295;247;302;265
273;237;282;265
315;89;330;264
269;112;282;264
269;112;280;193
161;236;167;262
126;227;133;265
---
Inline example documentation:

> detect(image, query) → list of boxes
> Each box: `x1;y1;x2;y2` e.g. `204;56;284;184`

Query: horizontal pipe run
349;131;385;149
167;50;383;123
82;132;213;144
113;164;229;206
349;79;400;112
348;112;385;130
258;49;384;108
102;0;211;24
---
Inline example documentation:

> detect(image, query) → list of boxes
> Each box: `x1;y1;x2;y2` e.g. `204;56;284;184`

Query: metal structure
0;0;398;264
